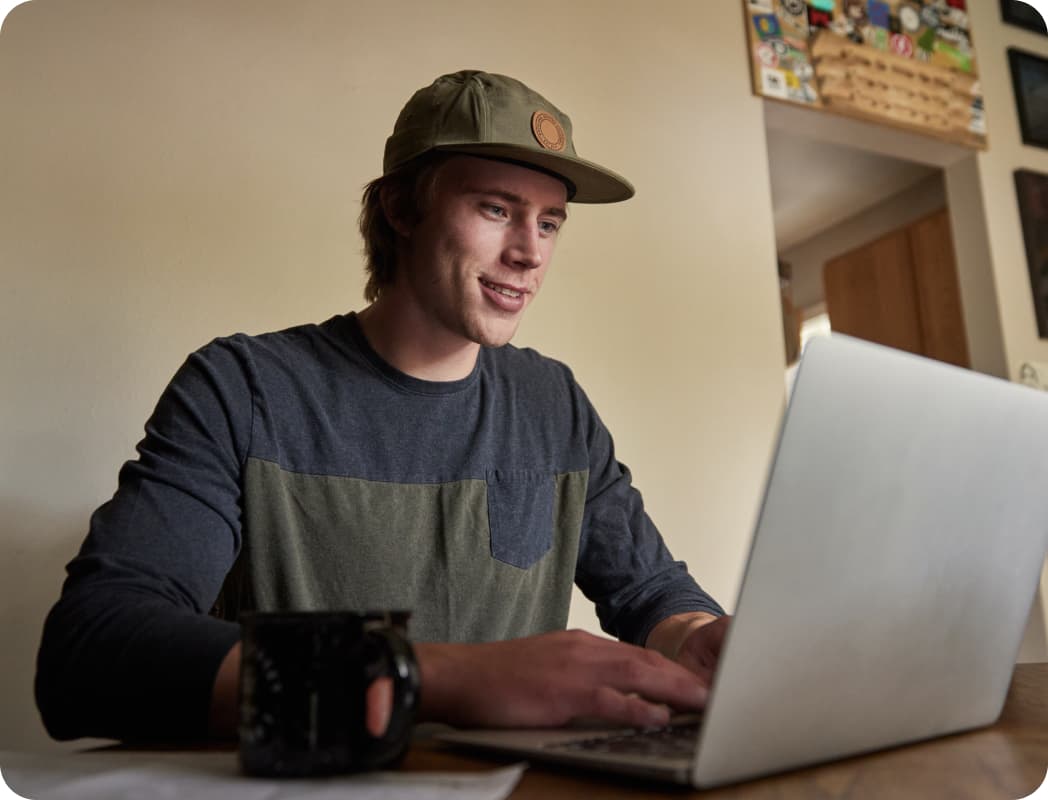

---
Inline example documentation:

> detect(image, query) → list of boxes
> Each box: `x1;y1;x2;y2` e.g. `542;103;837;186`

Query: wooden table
405;662;1048;799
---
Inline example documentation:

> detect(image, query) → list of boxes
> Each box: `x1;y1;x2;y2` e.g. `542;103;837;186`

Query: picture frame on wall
1001;0;1048;36
1014;170;1048;339
1008;48;1048;149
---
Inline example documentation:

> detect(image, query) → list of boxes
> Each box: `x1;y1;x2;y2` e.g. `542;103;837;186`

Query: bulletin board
743;1;986;149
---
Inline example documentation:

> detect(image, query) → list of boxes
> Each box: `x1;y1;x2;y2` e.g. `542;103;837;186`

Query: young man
36;70;728;744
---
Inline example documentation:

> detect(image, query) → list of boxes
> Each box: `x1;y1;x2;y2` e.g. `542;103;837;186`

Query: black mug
238;610;419;777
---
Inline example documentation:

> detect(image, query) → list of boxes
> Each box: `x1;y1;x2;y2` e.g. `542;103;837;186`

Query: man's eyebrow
466;187;569;221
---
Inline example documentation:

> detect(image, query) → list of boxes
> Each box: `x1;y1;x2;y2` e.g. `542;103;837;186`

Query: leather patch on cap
531;111;566;152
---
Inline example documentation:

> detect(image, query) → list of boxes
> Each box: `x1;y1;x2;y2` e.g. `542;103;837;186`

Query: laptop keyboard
544;721;701;758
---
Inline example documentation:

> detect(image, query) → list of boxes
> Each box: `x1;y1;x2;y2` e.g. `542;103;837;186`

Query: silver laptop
439;334;1048;788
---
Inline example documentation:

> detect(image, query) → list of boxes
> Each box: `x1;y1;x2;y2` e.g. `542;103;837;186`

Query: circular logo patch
890;33;914;57
899;4;920;32
531;111;566;151
757;42;779;68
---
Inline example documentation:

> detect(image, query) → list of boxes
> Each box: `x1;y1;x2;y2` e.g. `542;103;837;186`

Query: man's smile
479;277;527;298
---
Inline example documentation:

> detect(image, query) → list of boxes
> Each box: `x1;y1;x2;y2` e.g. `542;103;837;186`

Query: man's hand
646;612;732;686
673;614;731;685
411;630;709;730
367;621;735;736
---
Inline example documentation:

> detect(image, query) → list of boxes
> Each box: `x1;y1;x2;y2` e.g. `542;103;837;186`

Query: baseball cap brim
432;142;635;204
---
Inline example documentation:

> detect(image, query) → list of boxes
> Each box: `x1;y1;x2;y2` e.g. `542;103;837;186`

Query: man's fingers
365;676;393;738
588;686;671;728
590;644;709;712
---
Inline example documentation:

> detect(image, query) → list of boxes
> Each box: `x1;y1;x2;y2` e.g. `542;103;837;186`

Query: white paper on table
0;750;527;800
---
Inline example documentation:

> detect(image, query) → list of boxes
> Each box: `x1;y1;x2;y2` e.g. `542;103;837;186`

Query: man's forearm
207;640;468;740
211;631;715;739
37;589;240;743
208;640;457;737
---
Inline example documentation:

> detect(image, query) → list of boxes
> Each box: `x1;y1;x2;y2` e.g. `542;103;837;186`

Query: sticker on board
761;66;790;99
753;13;782;39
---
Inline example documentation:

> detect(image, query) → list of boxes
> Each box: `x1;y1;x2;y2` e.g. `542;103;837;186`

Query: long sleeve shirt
36;312;723;741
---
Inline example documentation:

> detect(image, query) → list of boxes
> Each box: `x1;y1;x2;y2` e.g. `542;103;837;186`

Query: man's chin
475;334;515;349
471;323;520;349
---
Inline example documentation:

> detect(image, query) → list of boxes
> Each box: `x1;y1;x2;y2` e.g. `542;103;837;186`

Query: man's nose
505;223;543;270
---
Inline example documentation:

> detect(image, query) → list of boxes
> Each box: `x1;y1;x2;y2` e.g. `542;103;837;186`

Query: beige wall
0;0;785;750
966;8;1048;371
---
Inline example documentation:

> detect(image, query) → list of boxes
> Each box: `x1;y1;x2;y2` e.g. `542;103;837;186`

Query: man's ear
379;185;413;238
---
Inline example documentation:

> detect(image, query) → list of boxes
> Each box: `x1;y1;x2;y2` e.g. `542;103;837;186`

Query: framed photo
1001;0;1048;36
1014;170;1048;339
1008;48;1048;149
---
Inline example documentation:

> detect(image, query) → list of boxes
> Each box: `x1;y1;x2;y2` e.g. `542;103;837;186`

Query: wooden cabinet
823;208;970;368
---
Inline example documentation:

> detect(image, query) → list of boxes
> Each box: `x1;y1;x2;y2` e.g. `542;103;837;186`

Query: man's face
395;155;568;349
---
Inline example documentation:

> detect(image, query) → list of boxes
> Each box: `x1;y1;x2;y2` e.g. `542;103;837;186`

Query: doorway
761;100;1004;380
767;126;955;376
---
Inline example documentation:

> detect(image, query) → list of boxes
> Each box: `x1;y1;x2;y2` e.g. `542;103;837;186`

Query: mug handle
359;628;421;769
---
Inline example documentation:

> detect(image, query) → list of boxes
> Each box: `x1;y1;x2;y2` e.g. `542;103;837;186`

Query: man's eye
539;220;560;235
485;204;507;217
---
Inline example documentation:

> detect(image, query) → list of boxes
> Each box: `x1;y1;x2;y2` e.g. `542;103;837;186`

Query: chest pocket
486;470;554;569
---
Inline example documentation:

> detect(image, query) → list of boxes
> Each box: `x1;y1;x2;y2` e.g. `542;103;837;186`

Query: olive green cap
383;70;635;204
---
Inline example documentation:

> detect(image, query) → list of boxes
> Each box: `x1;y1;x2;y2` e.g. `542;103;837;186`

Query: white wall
0;0;785;750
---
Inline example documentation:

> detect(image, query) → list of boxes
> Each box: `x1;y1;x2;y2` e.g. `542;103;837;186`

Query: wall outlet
1017;361;1048;391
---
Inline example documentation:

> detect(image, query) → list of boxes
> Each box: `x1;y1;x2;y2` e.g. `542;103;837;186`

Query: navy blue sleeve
35;339;253;742
572;386;724;646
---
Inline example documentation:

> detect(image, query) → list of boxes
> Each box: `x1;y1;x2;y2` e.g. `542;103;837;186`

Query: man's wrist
413;641;467;724
645;612;720;661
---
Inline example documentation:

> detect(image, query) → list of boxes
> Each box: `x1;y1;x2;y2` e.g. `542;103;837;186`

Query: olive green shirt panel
233;457;587;643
